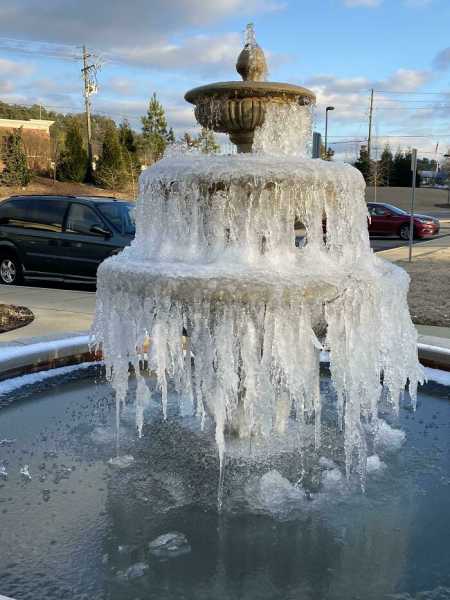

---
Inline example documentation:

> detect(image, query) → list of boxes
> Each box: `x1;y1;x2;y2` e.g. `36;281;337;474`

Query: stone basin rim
0;335;450;393
185;81;316;104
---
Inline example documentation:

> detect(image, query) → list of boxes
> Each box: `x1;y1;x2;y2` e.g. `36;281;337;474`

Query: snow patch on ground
424;366;450;386
0;361;98;397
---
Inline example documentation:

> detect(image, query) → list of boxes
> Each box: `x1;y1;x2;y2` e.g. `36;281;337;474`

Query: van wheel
399;224;413;241
0;253;23;285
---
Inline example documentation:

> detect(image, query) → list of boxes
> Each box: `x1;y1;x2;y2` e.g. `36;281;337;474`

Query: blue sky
0;0;449;159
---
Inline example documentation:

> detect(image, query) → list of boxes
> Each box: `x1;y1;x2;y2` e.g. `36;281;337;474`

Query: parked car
367;202;440;240
0;194;135;285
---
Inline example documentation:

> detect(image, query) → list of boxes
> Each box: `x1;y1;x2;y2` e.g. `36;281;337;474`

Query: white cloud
110;32;241;75
0;57;33;77
107;78;134;96
0;0;285;47
0;81;15;94
381;68;432;92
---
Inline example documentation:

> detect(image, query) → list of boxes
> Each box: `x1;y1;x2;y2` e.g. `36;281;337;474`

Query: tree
354;145;371;182
95;124;127;191
118;120;140;199
196;128;220;154
379;145;394;186
1;128;31;186
390;149;420;187
167;127;175;144
182;128;220;154
58;120;88;182
141;93;169;163
119;119;137;154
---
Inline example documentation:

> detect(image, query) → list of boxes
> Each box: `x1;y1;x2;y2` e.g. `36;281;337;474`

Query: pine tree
196;128;220;154
1;128;31;186
379;145;394;186
354;145;371;182
118;120;140;199
95;124;127;191
390;150;420;188
141;93;169;163
58;120;88;182
118;119;137;154
182;128;220;154
167;127;175;144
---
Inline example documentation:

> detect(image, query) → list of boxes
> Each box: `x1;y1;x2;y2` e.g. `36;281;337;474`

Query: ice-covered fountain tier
93;27;422;490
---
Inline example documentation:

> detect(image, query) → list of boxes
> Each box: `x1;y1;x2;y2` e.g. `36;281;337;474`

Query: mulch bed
0;304;34;333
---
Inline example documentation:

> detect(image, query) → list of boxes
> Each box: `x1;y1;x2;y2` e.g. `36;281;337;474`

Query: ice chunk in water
322;468;344;489
20;465;31;480
366;454;386;474
117;562;149;579
148;532;191;558
374;420;406;452
108;455;135;469
255;470;304;512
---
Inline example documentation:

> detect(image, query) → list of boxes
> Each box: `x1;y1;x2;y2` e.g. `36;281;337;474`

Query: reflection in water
0;371;449;600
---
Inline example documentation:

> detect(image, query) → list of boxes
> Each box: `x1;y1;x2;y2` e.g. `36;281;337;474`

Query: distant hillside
0;101;59;121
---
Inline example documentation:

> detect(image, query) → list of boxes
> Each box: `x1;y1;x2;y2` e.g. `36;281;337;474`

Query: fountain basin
0;366;449;600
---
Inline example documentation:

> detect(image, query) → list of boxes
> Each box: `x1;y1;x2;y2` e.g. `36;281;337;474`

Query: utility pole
324;106;334;159
81;46;99;177
408;148;418;263
367;89;374;162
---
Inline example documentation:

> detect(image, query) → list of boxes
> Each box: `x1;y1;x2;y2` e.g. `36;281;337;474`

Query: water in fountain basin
0;370;449;600
92;92;423;503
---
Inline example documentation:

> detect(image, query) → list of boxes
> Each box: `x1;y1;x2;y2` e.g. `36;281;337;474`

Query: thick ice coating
92;105;422;500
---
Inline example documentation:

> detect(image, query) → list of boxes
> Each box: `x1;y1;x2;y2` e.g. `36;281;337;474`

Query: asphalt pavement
370;228;450;252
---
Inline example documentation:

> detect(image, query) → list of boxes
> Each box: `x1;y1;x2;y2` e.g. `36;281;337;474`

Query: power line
374;90;449;95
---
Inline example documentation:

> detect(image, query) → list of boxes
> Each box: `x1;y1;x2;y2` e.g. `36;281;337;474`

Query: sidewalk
0;284;95;342
377;231;450;262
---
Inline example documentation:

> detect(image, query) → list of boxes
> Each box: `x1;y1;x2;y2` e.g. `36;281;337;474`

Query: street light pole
444;154;450;207
324;106;334;159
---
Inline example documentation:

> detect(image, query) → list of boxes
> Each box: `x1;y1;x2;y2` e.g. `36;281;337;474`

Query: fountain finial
236;23;268;82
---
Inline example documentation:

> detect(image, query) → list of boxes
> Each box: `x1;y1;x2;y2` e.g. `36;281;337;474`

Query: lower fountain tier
98;251;364;303
97;249;401;305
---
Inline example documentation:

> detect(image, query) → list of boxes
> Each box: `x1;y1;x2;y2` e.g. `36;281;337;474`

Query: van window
65;203;105;235
0;197;68;232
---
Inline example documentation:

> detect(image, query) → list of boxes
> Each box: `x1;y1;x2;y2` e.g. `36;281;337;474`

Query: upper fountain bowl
184;24;316;153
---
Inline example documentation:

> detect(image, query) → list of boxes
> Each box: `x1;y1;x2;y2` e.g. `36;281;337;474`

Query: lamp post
444;153;450;207
324;106;335;159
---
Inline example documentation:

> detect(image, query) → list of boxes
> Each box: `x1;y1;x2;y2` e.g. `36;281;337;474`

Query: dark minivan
0;195;135;285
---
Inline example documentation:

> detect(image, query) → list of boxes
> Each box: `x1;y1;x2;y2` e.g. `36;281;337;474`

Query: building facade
0;118;54;172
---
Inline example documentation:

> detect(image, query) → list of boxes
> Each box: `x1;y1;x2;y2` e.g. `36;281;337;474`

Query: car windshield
97;202;136;235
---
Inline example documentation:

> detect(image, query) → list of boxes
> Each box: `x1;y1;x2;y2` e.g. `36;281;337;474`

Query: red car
367;202;440;240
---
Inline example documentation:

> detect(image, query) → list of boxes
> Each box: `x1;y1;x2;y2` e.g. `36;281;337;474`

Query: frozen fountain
3;26;450;600
92;24;422;500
